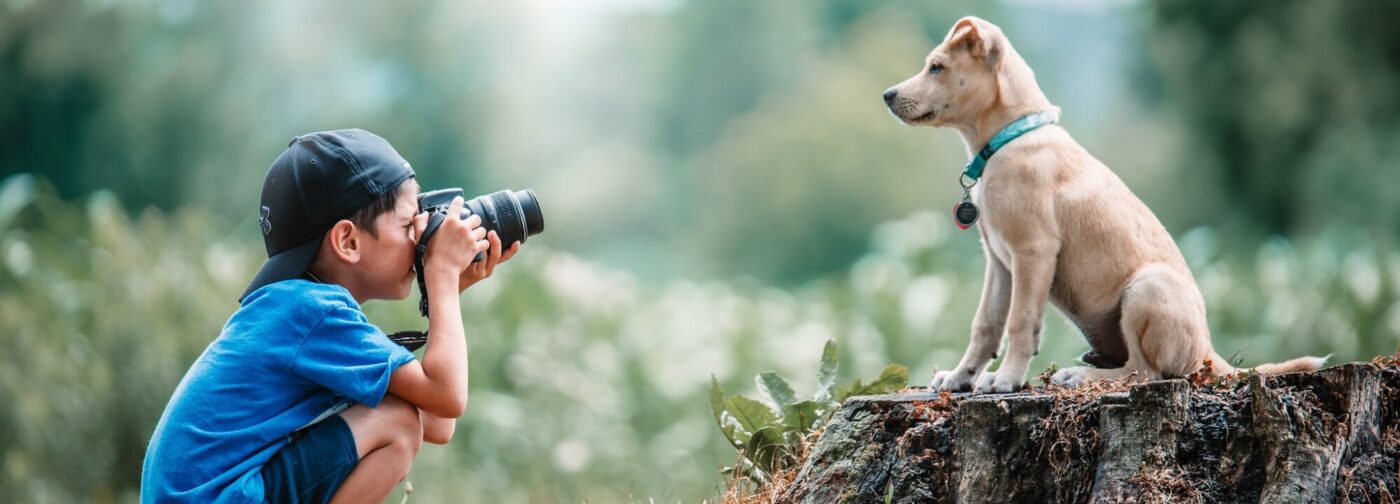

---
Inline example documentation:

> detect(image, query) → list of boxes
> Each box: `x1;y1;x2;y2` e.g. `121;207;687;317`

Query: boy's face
357;179;422;301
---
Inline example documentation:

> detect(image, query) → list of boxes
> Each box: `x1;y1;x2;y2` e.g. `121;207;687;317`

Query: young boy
140;129;520;503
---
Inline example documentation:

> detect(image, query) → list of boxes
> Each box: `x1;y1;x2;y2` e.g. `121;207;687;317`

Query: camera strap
414;210;450;317
386;330;428;351
389;209;451;352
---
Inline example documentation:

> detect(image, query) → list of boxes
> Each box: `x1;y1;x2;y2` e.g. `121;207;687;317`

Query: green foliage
835;364;911;401
1147;0;1400;235
0;0;497;213
757;371;799;410
708;339;908;481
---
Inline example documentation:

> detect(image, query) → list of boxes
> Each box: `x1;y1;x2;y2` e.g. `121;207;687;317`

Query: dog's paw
973;370;1024;394
930;369;977;392
1051;366;1090;388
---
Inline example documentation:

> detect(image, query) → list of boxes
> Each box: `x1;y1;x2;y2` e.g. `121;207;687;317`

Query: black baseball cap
240;129;416;302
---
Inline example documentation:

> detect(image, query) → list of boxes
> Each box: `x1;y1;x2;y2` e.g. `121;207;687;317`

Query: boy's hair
346;176;415;237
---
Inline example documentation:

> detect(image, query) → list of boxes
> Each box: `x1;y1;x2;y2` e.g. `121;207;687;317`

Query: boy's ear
325;219;362;265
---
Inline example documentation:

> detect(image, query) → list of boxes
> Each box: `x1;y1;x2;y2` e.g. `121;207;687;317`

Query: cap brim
239;237;322;303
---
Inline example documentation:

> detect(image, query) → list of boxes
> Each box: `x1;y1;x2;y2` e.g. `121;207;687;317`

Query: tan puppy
883;16;1325;393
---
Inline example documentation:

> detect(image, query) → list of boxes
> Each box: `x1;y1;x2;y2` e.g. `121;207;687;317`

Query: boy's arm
388;197;483;418
388;266;471;418
420;408;456;444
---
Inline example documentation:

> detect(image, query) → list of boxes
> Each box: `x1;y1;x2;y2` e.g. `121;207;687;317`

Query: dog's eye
928;63;944;74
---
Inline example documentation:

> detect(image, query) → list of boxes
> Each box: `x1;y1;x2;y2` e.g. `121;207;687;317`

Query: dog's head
883;16;1015;127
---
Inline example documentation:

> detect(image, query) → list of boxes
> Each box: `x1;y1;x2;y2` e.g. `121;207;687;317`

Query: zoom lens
462;189;544;248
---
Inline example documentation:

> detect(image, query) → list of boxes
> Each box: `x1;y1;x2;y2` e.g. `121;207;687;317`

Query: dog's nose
882;88;898;106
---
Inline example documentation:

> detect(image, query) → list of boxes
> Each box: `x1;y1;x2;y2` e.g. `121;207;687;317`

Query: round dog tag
954;201;979;230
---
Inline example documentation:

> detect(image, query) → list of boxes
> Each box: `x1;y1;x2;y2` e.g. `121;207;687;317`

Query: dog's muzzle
883;89;933;123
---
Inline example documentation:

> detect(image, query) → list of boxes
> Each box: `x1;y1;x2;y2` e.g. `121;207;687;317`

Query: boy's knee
344;394;423;458
378;395;423;455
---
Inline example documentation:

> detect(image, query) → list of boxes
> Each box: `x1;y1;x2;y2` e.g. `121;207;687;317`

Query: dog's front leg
975;240;1058;393
931;246;1011;391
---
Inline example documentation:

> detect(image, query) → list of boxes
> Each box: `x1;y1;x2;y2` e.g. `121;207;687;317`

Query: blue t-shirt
140;280;417;503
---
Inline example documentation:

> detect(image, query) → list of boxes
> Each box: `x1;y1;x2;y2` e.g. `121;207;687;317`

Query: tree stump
779;363;1400;503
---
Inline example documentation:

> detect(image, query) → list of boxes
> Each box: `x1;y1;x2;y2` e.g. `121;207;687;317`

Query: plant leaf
709;373;726;426
725;395;781;437
815;339;838;402
710;374;744;449
835;378;860;403
756;371;797;412
865;364;910;395
837;364;909;401
782;399;826;433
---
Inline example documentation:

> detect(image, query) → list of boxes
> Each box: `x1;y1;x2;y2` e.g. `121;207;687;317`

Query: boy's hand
459;229;520;292
417;197;489;280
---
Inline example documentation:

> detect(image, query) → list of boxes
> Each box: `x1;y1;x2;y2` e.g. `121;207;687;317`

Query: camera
416;188;545;263
395;188;545;340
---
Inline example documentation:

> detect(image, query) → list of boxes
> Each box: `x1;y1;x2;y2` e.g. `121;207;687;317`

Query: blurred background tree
1148;0;1400;236
2;0;1398;502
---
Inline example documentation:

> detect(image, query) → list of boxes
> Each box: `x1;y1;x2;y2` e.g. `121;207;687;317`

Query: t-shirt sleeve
293;306;416;407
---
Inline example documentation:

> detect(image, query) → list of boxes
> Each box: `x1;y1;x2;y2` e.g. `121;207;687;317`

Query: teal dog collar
963;110;1059;183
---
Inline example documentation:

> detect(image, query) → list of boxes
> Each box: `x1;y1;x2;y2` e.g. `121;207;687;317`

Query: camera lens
464;189;544;250
515;189;544;237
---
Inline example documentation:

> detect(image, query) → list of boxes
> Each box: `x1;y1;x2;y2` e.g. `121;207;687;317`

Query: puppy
883;16;1324;393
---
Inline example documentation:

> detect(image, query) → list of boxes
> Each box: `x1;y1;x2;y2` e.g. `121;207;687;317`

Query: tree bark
779;363;1400;503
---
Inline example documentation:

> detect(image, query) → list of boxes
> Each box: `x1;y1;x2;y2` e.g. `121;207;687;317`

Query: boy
141;129;520;503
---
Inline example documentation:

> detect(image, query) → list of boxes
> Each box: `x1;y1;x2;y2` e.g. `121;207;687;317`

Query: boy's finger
484;232;503;275
500;242;521;262
412;212;429;241
463;213;482;230
448;196;465;220
487;231;503;260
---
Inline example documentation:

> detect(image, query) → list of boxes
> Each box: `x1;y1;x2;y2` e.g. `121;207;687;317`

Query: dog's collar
962;111;1059;184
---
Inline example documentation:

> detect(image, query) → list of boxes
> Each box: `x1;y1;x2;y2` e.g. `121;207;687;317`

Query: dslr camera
416;188;544;261
389;188;544;350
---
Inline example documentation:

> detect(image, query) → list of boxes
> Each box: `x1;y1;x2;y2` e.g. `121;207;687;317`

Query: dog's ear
944;16;1002;67
942;17;979;44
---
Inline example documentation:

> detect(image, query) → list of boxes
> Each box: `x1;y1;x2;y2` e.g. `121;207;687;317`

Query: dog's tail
1251;355;1330;375
1209;351;1329;376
